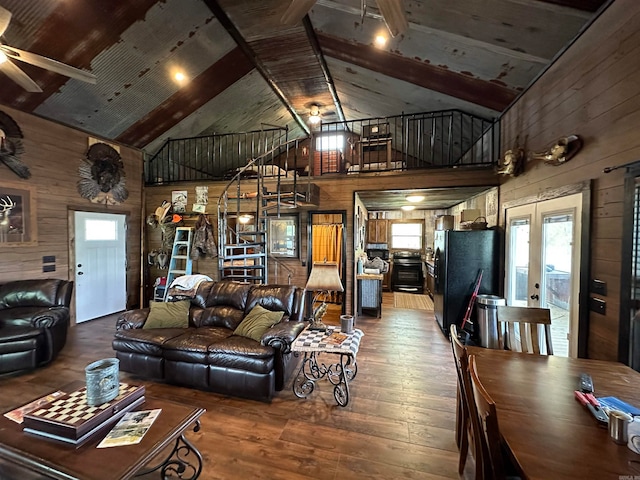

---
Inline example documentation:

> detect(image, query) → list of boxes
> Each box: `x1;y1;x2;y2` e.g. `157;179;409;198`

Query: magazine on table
4;390;66;424
97;409;162;448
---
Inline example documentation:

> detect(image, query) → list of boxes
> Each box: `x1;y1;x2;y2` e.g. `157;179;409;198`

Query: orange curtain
312;224;344;303
312;224;343;265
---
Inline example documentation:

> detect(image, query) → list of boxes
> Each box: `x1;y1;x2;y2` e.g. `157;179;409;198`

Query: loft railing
145;127;290;185
314;109;497;175
144;109;497;185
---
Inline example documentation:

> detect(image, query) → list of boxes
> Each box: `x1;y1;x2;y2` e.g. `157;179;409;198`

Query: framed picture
268;215;298;258
0;182;37;246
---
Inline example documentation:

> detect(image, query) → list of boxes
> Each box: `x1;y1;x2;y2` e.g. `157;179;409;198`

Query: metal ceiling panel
34;0;235;139
357;186;494;211
144;70;306;155
326;57;498;121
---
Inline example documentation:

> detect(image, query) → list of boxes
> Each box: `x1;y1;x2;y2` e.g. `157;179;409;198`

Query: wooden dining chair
496;305;553;355
450;325;487;478
468;354;512;480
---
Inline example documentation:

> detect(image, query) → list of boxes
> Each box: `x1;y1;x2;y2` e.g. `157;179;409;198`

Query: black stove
391;251;424;293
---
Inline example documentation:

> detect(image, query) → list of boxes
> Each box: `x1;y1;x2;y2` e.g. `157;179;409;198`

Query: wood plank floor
0;298;467;480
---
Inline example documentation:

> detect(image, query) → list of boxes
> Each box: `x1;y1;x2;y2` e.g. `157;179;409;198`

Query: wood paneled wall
0;105;144;323
144;168;498;313
499;0;640;360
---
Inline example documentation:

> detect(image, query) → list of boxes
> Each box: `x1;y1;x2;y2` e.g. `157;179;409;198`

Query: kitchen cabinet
425;261;435;298
367;219;388;244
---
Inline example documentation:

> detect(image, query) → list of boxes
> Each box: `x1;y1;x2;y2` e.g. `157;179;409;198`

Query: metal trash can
476;295;505;349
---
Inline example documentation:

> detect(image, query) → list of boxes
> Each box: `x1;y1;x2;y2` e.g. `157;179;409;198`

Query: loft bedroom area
144;109;498;186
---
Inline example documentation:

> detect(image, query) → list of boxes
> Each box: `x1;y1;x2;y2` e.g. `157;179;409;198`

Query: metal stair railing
217;136;309;284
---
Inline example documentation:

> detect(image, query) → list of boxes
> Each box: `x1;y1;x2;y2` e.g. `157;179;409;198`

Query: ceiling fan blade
0;60;42;92
1;45;96;84
0;6;11;37
281;0;317;25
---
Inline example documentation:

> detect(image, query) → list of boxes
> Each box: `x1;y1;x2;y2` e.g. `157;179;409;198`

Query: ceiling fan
0;6;96;93
281;0;408;37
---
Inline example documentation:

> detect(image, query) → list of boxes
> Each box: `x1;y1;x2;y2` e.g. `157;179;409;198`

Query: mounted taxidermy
0;110;30;179
530;135;583;166
77;142;129;205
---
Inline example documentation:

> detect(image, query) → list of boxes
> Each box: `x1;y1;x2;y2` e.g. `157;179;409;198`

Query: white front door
74;211;127;323
505;194;582;357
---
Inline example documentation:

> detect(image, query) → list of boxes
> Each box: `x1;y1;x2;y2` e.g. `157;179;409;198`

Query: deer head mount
530;134;583;166
497;135;526;177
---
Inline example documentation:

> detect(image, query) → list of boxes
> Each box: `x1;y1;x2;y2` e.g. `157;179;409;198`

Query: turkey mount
0;110;29;179
77;142;129;205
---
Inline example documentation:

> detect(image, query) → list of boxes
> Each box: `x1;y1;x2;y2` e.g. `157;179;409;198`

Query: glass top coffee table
291;326;364;407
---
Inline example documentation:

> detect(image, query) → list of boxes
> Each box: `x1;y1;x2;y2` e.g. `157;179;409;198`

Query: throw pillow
143;300;191;329
233;305;284;342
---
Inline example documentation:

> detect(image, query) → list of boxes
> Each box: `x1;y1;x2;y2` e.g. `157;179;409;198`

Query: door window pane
542;213;573;357
508;218;530;306
85;219;117;241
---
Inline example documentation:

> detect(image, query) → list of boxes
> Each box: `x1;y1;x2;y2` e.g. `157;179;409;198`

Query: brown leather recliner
0;279;74;375
113;281;306;401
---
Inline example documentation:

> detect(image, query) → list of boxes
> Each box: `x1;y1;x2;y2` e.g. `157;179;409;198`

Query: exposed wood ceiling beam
116;47;254;148
202;0;310;136
0;0;158;111
318;34;517;112
534;0;607;12
302;16;346;124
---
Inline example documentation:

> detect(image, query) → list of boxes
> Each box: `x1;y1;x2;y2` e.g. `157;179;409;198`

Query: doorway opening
307;211;347;320
73;211;127;323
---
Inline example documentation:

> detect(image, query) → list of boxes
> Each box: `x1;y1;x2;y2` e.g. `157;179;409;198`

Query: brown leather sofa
0;279;74;375
113;281;306;401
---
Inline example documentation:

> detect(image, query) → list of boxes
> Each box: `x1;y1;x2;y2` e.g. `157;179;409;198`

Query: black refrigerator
433;229;500;337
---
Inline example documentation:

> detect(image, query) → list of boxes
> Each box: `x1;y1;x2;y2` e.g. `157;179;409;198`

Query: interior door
505;194;582;357
74;211;127;323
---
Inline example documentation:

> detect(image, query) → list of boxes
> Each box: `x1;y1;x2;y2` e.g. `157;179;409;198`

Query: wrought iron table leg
333;353;351;407
135;420;203;479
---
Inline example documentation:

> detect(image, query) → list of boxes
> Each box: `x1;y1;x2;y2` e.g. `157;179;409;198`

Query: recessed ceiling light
374;34;387;48
174;71;186;83
406;194;425;203
401;205;416;211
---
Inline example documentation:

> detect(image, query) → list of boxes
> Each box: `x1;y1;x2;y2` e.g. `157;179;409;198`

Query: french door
505;194;582;357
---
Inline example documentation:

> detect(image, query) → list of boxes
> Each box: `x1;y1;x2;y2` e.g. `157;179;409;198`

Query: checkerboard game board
292;326;363;356
23;383;145;443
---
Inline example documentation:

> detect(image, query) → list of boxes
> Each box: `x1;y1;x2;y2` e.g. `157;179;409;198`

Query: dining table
468;347;640;480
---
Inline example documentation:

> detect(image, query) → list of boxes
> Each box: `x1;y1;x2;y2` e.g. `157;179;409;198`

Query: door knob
530;294;539;300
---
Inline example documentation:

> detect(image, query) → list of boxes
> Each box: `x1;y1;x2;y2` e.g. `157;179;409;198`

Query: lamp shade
305;261;344;292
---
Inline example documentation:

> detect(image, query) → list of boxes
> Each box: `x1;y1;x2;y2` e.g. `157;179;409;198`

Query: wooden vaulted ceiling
0;0;608;155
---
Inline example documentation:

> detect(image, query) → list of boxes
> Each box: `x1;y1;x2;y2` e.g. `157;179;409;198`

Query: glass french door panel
541;213;574;358
508;219;531;307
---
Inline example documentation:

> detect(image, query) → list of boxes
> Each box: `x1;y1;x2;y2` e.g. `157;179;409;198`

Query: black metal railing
145;127;291;185
314;109;497;175
144;110;497;185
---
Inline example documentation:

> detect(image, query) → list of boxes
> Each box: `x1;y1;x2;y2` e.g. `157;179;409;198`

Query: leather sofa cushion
0;307;54;327
191;305;244;329
163;328;231;363
0;325;41;343
207;336;274;374
113;328;186;356
246;285;297;317
0;279;64;309
205;281;251;310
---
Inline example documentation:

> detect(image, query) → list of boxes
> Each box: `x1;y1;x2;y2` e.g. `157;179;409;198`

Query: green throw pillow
143;300;191;329
234;305;284;342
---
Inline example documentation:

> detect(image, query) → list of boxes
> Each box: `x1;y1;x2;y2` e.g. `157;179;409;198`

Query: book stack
22;383;145;446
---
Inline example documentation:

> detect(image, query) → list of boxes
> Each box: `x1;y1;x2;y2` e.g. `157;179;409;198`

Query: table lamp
305;261;344;331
